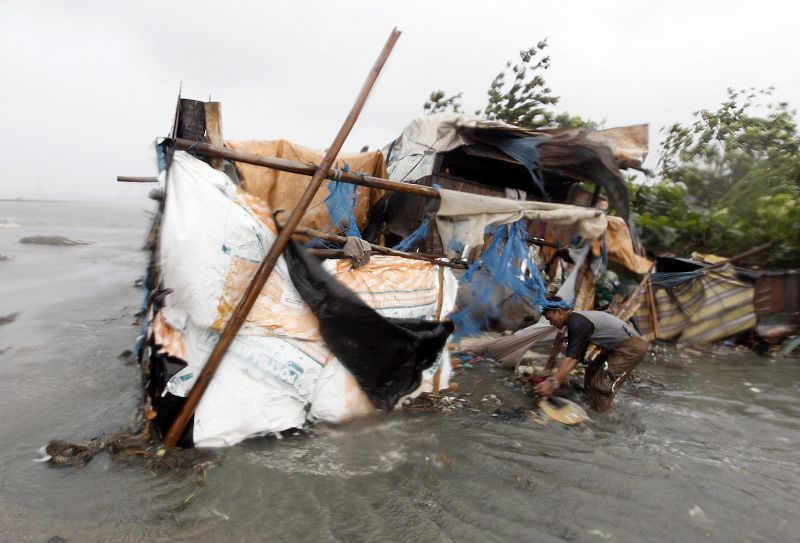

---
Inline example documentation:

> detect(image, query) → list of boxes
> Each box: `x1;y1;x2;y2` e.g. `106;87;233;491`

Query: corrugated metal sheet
754;271;800;316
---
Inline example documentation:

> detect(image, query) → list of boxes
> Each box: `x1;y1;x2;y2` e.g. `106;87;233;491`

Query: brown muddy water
0;200;798;543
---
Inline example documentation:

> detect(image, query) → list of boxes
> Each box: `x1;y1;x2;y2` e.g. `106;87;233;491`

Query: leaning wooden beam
701;241;776;272
645;276;661;339
294;226;465;269
173;138;440;199
163;28;402;448
118;176;158;183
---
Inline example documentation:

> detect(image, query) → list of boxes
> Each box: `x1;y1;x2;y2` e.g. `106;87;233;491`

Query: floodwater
1;200;799;543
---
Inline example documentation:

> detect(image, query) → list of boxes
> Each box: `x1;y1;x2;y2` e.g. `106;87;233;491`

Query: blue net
324;165;362;239
304;165;363;249
393;218;432;252
451;219;570;338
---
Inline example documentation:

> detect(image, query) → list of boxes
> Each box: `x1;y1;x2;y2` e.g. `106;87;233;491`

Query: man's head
541;296;572;328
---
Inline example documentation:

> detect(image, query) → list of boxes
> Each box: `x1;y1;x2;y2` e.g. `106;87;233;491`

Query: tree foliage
423;90;463;114
420;48;799;267
422;40;583;129
479;41;560;129
659;87;799;208
633;88;800;267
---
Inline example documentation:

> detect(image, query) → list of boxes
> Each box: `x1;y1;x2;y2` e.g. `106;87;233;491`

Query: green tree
659;87;799;208
479;41;560;129
553;112;599;129
633;88;800;267
422;40;582;129
423;90;463;114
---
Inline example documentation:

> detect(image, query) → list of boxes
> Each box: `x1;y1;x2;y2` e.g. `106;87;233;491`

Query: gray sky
1;0;798;200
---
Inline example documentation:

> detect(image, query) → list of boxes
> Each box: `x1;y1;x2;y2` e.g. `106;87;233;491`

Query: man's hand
534;376;559;397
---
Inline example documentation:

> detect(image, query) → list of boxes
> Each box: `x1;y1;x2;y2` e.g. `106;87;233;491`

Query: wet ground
1;200;799;542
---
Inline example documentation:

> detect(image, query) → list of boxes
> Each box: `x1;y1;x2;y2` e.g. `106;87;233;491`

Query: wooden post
176;99;206;141
204;102;224;171
645;277;660;339
162;28;402;447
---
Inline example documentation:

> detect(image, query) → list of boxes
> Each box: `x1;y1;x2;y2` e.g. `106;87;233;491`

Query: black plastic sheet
282;239;453;411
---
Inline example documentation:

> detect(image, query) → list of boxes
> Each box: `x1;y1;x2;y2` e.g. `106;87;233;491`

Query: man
534;298;648;412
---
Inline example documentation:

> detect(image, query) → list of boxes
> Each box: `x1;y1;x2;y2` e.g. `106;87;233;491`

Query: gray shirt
566;310;640;356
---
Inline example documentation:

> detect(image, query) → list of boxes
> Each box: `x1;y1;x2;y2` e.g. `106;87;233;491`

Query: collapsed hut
120;31;667;447
126;98;660;447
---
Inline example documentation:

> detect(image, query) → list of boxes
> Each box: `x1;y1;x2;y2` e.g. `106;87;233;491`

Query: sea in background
0;199;799;542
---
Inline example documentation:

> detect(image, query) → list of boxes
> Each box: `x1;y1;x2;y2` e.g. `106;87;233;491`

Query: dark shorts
584;336;649;412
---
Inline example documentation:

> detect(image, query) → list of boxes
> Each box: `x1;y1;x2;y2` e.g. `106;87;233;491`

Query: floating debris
402;392;466;415
36;438;105;466
0;313;18;326
18;235;94;246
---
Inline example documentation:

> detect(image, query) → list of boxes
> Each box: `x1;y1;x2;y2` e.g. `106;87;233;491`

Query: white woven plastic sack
157;152;456;447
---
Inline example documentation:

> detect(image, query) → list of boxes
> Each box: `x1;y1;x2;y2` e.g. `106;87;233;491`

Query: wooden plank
204;102;224;171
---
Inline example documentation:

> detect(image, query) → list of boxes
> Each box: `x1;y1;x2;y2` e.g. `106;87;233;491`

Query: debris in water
749;387;762;393
0;313;18;326
402;392;466;415
117;349;136;364
18;235;94;246
0;254;8;261
211;508;230;521
587;529;613;539
689;505;714;526
0;218;20;229
38;438;105;466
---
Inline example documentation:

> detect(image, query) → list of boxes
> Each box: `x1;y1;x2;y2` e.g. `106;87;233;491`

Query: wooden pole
162;28;402;447
701;241;777;271
117;176;158;183
203;102;224;171
294;226;465;269
173;138;440;199
645;276;660;339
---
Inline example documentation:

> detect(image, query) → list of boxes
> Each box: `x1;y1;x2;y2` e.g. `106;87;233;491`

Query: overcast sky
1;0;798;200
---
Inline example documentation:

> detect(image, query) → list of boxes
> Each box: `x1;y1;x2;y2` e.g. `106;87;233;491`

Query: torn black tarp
282;239;454;411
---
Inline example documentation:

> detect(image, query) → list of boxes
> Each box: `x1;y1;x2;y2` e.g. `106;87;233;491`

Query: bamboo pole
293;226;465;269
117;176;158;183
645;277;660;339
173;138;440;199
700;241;777;271
162;28;402;447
